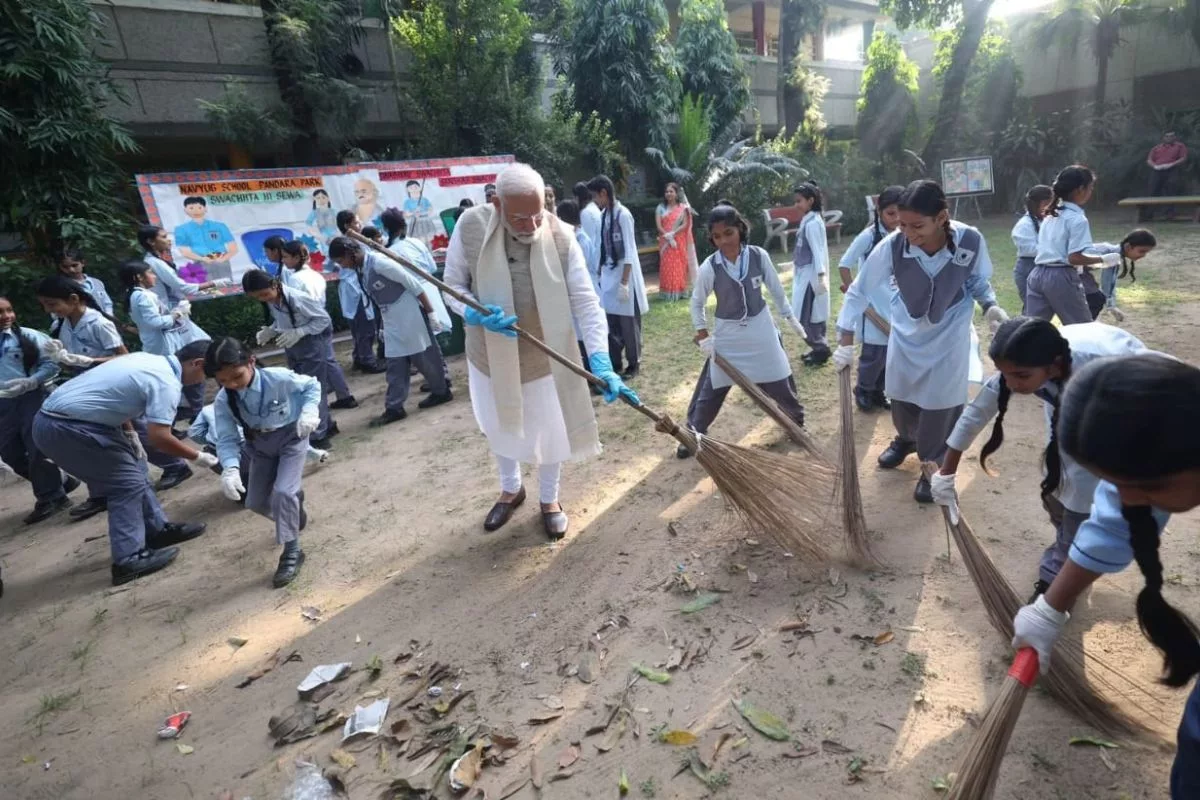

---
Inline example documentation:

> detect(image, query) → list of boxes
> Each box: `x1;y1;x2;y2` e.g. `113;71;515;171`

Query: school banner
136;155;513;297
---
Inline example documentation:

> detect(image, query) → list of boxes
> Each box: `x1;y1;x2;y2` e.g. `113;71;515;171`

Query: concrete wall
742;56;864;132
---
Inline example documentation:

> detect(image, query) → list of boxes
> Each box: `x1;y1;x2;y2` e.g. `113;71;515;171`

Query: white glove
984;304;1009;333
255;326;279;346
0;458;17;487
124;428;147;461
427;312;445;335
930;472;960;525
697;336;715;357
1107;305;1126;322
832;344;855;372
275;329;305;349
1100;251;1122;268
618;282;631;304
664;232;676;247
171;300;192;318
56;351;96;368
307;447;331;465
1012;595;1069;674
785;316;805;337
42;339;65;358
220;466;245;501
0;377;40;398
296;407;320;439
812;274;829;297
193;451;220;469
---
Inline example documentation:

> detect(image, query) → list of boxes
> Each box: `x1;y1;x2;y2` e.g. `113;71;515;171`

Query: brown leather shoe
483;486;526;532
542;506;569;539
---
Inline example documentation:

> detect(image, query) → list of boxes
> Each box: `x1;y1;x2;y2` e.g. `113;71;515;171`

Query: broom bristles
712;354;828;462
836;369;876;566
947;650;1039;800
664;415;838;563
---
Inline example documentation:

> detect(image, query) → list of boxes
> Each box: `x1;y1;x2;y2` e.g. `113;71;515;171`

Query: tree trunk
920;0;995;167
1094;53;1109;109
259;0;323;165
777;0;824;134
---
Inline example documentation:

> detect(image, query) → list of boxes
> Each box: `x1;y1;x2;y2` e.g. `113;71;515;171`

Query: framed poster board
940;156;994;197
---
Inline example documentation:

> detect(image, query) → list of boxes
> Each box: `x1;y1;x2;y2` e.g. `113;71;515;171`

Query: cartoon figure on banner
306;189;338;250
353;178;384;230
173;196;238;283
403;179;440;243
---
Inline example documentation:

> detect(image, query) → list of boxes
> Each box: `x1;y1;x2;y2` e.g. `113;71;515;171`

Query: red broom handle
1009;648;1040;688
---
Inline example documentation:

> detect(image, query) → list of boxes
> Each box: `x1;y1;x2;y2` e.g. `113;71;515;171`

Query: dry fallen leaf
659;730;698;746
497;777;529;799
226;636;248;649
731;634;758;651
490;730;519;749
873;631;895;646
732;698;790;741
597;714;627;752
557;744;580;769
176;743;194;755
449;745;483;791
822;739;853;754
542;695;565;710
330;749;356;770
527;712;563;725
530;755;544;789
578;650;599;684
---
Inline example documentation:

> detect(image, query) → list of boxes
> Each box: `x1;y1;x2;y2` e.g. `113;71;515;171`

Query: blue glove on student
463;303;518;337
588;353;640;405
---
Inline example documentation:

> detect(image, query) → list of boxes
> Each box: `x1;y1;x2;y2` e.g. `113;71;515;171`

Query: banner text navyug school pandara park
136;155;514;296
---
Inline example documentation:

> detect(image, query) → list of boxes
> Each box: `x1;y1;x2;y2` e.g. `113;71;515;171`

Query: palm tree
1031;0;1150;108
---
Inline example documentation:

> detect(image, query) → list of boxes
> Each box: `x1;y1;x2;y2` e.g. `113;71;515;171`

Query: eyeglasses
506;211;544;228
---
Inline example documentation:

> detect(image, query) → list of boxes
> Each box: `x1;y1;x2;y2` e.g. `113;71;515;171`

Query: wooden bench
762;207;843;251
1117;195;1200;223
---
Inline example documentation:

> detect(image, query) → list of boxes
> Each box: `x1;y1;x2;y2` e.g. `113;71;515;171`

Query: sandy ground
2;213;1199;800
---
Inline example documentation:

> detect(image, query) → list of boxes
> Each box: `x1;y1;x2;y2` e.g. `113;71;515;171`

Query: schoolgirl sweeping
837;185;904;411
1011;185;1053;313
1081;229;1157;321
279;240;357;410
931;317;1148;599
677;204;806;459
834;179;1008;504
1025;165;1115;325
790;182;832;367
205;337;322;588
1009;353;1200;798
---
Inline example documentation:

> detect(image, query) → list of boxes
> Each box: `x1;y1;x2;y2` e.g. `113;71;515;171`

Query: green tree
675;0;750;135
777;0;826;134
855;31;919;159
0;0;138;275
885;0;996;165
566;0;679;154
1029;0;1149;108
199;81;295;154
932;20;1020;153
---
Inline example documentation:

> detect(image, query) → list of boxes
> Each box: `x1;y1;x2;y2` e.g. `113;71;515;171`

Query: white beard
501;218;541;245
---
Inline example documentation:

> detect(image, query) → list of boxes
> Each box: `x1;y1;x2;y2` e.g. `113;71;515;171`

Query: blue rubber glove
588;353;640;405
463;303;518;337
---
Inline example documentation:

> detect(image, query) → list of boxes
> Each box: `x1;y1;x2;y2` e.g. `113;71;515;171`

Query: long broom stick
347;231;839;562
946;648;1040;800
711;352;826;460
837;368;875;566
922;466;1164;740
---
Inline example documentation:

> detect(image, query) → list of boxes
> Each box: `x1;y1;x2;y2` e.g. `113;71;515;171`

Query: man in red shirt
1145;131;1188;220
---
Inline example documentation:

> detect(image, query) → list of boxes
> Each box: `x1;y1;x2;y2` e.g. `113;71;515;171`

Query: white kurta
836;224;997;410
790;211;830;324
691;247;792;389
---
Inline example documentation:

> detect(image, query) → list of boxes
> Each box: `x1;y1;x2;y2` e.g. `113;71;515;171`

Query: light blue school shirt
1035;202;1092;265
837;222;997;410
173;218;235;258
42;352;182;427
78;275;115;317
837;224;890;346
267;284;332;336
0;327;58;386
946;323;1148;512
212;367;321;469
187;404;229;449
335;267;373;323
129;287;185;356
1010;214;1039;259
1069;480;1171;574
57;308;123;358
143;253;210;345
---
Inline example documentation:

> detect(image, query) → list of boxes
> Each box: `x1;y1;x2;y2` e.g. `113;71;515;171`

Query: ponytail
1123;504;1200;686
793;181;824;214
1047;165;1095;218
871;185;905;247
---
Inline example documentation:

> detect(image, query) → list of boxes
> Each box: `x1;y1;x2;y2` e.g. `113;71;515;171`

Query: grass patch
28;689;81;734
900;651;926;679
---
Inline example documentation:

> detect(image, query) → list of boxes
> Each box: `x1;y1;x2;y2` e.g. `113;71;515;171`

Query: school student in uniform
1026;166;1113;325
206;337;322;588
58;249;115;317
679;205;806;458
790;182;831;366
331;243;385;375
280;240;357;410
262;235;287;278
932;318;1148;599
328;237;452;426
381;208;455;374
189;401;329;495
138;225;220;421
1011;185;1053;313
0;295;80;524
556;200;599;365
834;180;1008;504
1080;229;1157;322
32;343;217;585
837;185;904;411
1009;353;1200;798
588;175;649;379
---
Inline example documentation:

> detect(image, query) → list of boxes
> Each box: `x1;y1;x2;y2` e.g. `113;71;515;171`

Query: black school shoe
327;421;341;438
872;391;892;411
154;466;193;492
309;436;334;450
329;396;359;410
369;407;408;427
24;496;72;525
273;548;305;588
621;366;639;380
63;475;81;495
417;391;453;410
802;350;831;367
877;437;915;469
147;522;206;549
69;496;108;522
353;362;386;374
854;387;875;412
913;475;933;504
111;546;179;586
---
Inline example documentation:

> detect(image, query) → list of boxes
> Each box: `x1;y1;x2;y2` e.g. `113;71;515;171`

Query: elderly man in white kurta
443;164;637;539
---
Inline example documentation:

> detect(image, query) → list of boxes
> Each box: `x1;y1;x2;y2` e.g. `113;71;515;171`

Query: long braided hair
204;337;257;440
586;175;620;269
0;295;41;376
978;317;1073;503
1023;184;1054;233
1059;354;1200;687
898;180;956;254
118;259;157;314
242;269;296;328
1117;228;1156;282
871;185;905;247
